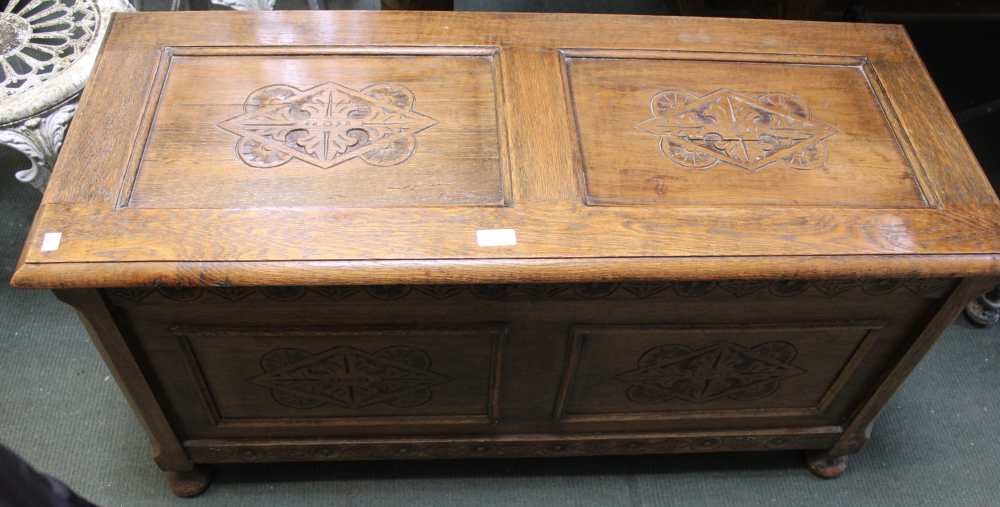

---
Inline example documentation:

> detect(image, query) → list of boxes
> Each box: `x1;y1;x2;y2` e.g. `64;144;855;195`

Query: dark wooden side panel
54;289;192;472
830;277;999;455
124;48;508;210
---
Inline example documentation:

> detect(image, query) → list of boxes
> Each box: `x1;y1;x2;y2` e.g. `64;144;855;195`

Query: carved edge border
558;48;934;210
861;60;939;208
489;327;508;423
115;46;175;209
552;321;885;424
172;325;507;430
184;427;841;463
105;279;957;304
814;328;881;414
176;334;227;428
114;44;511;209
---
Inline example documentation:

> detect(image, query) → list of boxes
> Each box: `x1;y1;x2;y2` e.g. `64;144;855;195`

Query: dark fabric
0;444;96;507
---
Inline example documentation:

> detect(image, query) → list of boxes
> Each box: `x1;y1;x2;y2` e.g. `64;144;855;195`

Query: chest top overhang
12;11;1000;288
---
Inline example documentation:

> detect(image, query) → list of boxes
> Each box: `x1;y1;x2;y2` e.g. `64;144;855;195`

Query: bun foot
167;466;212;497
805;451;848;479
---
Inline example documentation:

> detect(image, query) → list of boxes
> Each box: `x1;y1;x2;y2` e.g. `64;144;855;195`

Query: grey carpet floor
1;158;999;505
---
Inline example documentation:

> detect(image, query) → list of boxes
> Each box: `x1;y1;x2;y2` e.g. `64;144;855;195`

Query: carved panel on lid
120;47;509;210
563;51;931;208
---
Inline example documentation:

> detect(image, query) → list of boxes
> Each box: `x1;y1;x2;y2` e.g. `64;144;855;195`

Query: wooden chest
12;10;1000;497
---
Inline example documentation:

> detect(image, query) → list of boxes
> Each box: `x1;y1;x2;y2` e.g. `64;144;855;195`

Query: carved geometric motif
219;82;436;169
637;89;837;172
616;341;806;403
252;346;452;410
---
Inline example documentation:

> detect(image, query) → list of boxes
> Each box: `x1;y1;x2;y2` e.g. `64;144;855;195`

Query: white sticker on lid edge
476;228;517;247
41;232;62;252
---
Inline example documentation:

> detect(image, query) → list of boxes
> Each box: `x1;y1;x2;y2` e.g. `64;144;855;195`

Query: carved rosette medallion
252;346;452;410
616;341;806;403
219;82;437;169
637;89;837;172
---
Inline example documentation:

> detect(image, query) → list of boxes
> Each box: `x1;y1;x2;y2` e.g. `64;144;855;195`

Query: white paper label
41;232;62;252
476;228;517;247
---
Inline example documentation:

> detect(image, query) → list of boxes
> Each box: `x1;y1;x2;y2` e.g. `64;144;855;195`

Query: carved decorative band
106;279;956;304
186;430;838;463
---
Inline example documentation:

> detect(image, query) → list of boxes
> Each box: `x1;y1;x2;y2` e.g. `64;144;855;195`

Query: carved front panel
175;326;505;425
123;49;507;209
558;323;880;422
107;279;948;437
564;52;929;208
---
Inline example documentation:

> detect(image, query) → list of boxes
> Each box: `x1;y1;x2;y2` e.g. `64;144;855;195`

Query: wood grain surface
101;279;944;440
20;13;1000;491
566;54;927;207
125;49;506;209
10;11;1000;288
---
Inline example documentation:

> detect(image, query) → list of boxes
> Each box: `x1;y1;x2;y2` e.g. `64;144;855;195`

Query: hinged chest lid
13;11;1000;288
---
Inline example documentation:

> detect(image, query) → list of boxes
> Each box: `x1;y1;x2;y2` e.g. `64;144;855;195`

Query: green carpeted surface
2;150;999;506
